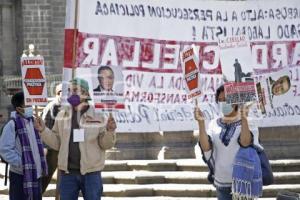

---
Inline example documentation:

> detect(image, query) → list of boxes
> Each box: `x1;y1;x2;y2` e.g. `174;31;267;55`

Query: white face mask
219;102;234;115
23;107;34;118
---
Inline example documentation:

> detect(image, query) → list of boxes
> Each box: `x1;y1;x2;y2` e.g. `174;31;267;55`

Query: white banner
64;0;300;131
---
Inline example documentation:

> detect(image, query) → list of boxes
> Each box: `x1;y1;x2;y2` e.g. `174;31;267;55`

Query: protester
194;85;262;200
41;83;63;193
34;78;116;200
0;91;48;200
94;66;114;92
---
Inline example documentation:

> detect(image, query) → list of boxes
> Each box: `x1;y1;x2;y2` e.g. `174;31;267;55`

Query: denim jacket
0;112;23;174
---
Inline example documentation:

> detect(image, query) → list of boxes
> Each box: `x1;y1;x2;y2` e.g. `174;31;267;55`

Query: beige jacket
40;105;116;175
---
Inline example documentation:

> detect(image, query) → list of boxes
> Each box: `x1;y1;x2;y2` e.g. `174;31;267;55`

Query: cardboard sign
256;68;292;112
219;35;257;104
224;82;257;104
21;56;47;106
92;65;125;111
181;46;201;100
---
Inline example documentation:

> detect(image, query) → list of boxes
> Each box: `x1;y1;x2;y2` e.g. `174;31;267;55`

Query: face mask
67;94;81;107
219;102;234;115
23;107;34;118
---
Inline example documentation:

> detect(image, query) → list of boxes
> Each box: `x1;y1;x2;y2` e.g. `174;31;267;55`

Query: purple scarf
15;114;48;200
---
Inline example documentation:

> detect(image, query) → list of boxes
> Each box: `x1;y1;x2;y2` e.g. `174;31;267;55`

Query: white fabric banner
64;0;300;132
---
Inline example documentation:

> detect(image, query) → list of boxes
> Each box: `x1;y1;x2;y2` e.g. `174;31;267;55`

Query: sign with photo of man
92;65;125;111
257;68;292;110
218;35;257;104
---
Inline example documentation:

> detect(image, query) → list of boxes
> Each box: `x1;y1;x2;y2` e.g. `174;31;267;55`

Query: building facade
0;0;65;77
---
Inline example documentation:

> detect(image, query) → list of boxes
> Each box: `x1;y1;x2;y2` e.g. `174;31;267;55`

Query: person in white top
194;85;261;200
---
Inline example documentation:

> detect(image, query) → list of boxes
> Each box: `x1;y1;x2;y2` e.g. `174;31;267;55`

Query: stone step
0;195;277;200
31;171;300;186
103;159;300;172
30;183;300;198
0;159;298;175
102;184;300;198
100;171;300;185
0;183;299;198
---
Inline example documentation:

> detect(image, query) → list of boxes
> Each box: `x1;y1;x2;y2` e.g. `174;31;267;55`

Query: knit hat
232;147;263;200
71;78;91;100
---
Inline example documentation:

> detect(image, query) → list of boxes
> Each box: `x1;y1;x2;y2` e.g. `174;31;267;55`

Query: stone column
1;3;17;76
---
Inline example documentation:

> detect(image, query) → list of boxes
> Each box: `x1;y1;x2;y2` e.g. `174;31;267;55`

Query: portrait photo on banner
256;68;292;112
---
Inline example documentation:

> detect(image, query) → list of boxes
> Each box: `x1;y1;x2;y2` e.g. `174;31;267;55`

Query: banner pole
34;105;39;117
71;0;79;79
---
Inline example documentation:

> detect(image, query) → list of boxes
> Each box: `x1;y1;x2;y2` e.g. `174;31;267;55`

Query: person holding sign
94;65;114;92
194;85;263;200
0;92;48;200
34;78;117;200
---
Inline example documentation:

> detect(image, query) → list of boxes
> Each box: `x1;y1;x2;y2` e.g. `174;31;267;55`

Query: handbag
254;145;274;186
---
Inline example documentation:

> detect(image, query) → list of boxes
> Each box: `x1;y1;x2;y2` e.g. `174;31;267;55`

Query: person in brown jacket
34;78;116;200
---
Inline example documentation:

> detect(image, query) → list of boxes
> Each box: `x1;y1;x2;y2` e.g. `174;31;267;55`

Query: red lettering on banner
64;29;78;68
73;32;300;74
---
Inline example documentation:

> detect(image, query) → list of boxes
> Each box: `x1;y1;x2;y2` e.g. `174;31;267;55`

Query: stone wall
22;0;65;74
0;0;65;76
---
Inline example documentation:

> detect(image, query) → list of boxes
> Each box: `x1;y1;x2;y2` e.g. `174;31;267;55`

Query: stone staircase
0;159;298;199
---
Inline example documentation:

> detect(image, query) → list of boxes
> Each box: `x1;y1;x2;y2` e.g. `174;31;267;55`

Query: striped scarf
15;115;48;200
217;119;241;146
232;147;262;200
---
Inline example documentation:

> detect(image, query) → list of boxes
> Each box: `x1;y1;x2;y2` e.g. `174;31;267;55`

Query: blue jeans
9;171;42;200
59;171;103;200
216;187;232;200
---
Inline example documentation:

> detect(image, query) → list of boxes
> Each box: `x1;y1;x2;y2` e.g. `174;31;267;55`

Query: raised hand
34;117;46;132
240;102;254;118
106;113;117;132
194;107;205;123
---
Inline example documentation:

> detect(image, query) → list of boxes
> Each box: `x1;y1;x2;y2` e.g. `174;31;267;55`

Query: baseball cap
71;78;91;100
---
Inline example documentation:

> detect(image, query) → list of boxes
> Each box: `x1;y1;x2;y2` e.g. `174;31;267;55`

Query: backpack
0;118;17;186
198;138;215;184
